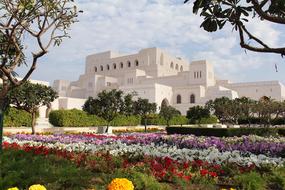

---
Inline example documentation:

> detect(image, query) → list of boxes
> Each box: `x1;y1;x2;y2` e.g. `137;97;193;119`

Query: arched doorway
161;98;169;108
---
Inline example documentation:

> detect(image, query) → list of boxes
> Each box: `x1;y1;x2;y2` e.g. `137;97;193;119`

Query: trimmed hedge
166;127;285;137
110;115;141;126
4;107;32;127
49;109;106;127
49;110;190;127
279;128;285;136
49;110;141;127
238;117;285;125
142;114;188;126
143;114;166;125
169;115;189;125
189;116;218;124
199;116;218;124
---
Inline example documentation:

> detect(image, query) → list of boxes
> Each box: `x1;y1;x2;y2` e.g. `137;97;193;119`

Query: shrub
192;116;218;124
1;149;93;190
238;117;285;126
110;115;141;126
169;115;188;125
166;127;281;137
112;170;171;190
186;106;210;124
278;128;285;136
238;117;264;125
235;172;266;190
4;107;32;127
272;118;285;125
49;109;106;127
266;167;285;190
143;114;166;125
142;114;188;126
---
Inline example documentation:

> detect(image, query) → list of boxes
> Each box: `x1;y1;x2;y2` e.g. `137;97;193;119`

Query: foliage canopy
184;0;285;56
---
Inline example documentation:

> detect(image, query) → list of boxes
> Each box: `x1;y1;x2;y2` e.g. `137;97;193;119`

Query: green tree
184;0;285;56
82;97;98;115
186;105;210;124
8;81;58;134
83;89;133;132
159;105;181;127
252;96;281;127
0;0;79;150
236;97;256;126
121;93;135;116
206;97;232;124
133;98;157;132
207;97;251;124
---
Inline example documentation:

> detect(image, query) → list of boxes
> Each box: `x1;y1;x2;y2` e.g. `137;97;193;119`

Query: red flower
183;174;192;181
164;157;173;169
183;162;190;169
123;160;129;168
176;172;184;178
213;164;221;170
200;169;208;176
151;161;164;172
209;171;217;178
3;141;10;148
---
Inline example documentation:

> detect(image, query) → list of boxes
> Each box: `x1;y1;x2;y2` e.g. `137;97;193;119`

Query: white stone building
53;47;285;115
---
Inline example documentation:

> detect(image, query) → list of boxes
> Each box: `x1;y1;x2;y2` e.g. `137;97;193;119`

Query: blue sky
16;0;285;85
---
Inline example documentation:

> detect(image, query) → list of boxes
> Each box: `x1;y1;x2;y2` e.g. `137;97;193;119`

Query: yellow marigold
7;187;19;190
107;178;134;190
28;184;47;190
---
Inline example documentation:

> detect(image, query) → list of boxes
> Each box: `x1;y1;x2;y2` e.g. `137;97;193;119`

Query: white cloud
16;0;285;85
245;20;281;47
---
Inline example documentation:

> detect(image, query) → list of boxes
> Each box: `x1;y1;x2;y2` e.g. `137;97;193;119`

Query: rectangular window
200;71;202;78
194;72;196;79
127;78;133;84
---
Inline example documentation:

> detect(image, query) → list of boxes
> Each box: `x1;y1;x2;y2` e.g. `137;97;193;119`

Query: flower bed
3;133;285;189
4;133;285;166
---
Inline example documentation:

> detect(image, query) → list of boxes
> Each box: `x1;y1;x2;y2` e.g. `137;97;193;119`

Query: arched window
175;64;179;70
135;60;139;66
107;64;110;70
120;62;124;68
94;67;97;72
113;63;117;69
190;94;195;104
127;61;131;67
170;62;174;68
100;65;103;71
180;66;183;72
177;94;181;104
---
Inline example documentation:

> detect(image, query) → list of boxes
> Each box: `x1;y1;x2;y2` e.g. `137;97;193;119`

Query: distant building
53;47;285;114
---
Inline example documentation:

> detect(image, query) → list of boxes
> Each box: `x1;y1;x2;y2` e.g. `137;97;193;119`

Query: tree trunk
45;103;51;118
105;122;110;133
0;96;9;152
144;118;147;132
0;108;4;152
248;118;251;127
31;112;36;134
